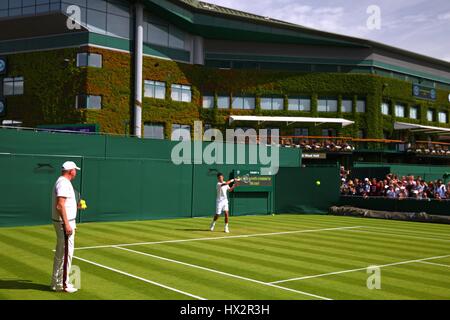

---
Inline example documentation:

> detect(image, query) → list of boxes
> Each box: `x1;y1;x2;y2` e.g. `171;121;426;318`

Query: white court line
75;226;363;250
418;261;450;269
270;254;450;284
115;246;331;300
72;255;207;300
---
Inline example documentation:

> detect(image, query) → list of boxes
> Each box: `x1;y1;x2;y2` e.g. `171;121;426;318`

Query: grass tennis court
1;214;450;300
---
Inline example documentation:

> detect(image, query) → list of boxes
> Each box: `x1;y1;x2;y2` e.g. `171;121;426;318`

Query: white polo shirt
216;182;230;203
52;176;77;222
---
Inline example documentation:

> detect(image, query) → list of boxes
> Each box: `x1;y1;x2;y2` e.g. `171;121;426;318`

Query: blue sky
206;0;450;62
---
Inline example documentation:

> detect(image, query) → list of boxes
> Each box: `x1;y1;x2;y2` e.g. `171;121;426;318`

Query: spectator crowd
340;171;450;200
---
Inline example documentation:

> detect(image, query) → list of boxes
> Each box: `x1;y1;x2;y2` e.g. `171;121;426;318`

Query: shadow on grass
0;279;52;291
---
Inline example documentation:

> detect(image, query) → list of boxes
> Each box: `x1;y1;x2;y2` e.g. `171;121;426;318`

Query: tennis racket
235;174;250;184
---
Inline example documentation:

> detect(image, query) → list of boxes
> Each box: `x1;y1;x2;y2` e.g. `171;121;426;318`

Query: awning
228;115;355;127
394;122;450;135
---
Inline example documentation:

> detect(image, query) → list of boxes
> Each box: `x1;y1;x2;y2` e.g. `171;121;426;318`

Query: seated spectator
435;180;447;199
386;186;396;198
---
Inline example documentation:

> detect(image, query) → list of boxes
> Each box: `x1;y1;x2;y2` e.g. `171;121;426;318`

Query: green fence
339;196;450;216
275;166;340;214
353;162;450;182
0;129;303;227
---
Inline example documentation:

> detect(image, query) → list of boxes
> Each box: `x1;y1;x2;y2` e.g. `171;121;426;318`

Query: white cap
62;161;81;171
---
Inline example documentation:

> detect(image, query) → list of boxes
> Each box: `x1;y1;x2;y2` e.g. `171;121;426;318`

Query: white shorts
216;200;229;215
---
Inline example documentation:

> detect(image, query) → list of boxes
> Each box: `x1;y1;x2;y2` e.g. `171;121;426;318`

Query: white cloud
438;12;450;20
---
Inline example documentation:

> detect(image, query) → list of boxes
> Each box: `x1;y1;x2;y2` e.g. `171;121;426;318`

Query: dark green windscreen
0;129;302;226
275;166;340;214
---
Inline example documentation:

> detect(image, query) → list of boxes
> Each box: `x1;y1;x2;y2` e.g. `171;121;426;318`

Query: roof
229;115;355;127
394;122;450;135
161;0;450;69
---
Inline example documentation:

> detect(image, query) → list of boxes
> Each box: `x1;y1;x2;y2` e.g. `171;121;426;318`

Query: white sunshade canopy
394;122;450;135
229;115;355;127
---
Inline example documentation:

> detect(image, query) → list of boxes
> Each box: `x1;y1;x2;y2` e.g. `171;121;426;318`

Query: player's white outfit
216;182;230;215
51;176;77;291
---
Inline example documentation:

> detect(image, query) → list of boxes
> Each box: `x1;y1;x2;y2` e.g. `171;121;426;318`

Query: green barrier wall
0;129;300;167
339;196;450;216
0;153;82;226
354;162;450;181
0;129;300;226
275;166;340;214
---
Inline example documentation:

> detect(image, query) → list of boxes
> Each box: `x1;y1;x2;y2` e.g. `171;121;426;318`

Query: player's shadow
175;228;211;232
0;279;52;291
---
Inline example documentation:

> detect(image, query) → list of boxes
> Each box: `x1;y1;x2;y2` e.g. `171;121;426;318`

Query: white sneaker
210;222;215;231
64;286;78;293
224;226;230;233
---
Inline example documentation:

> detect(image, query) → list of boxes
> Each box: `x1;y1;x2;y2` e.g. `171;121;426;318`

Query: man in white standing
51;161;85;293
210;173;238;233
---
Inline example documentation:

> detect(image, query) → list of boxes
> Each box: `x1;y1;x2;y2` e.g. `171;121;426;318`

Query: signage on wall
412;84;436;101
302;153;327;159
0;57;6;75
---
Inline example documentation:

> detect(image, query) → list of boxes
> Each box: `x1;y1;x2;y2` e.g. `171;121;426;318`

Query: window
147;22;168;46
358;130;366;139
395;104;405;118
144;80;165;99
3;77;24;95
76;52;102;68
288;97;311;111
318;98;337;112
322;128;336;137
87;7;107;34
76;95;102;109
144;123;164;140
294;128;308;136
409;106;418;119
168;25;185;49
381;102;389;115
341;100;352;113
438;111;448;124
1;0;61;18
356;100;366;113
144;13;186;49
171;124;190;141
59;0;131;39
217;96;230;109
232;96;255;110
261;97;284;110
106;13;130;38
427;109;434;122
171;84;191;102
202;96;214;109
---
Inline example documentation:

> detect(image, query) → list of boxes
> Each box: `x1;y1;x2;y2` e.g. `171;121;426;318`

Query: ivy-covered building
1;0;450;146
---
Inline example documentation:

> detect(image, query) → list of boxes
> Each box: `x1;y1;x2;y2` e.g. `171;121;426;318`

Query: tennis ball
316;180;321;186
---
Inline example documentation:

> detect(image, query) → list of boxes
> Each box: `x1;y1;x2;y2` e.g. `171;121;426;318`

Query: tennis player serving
210;173;238;233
